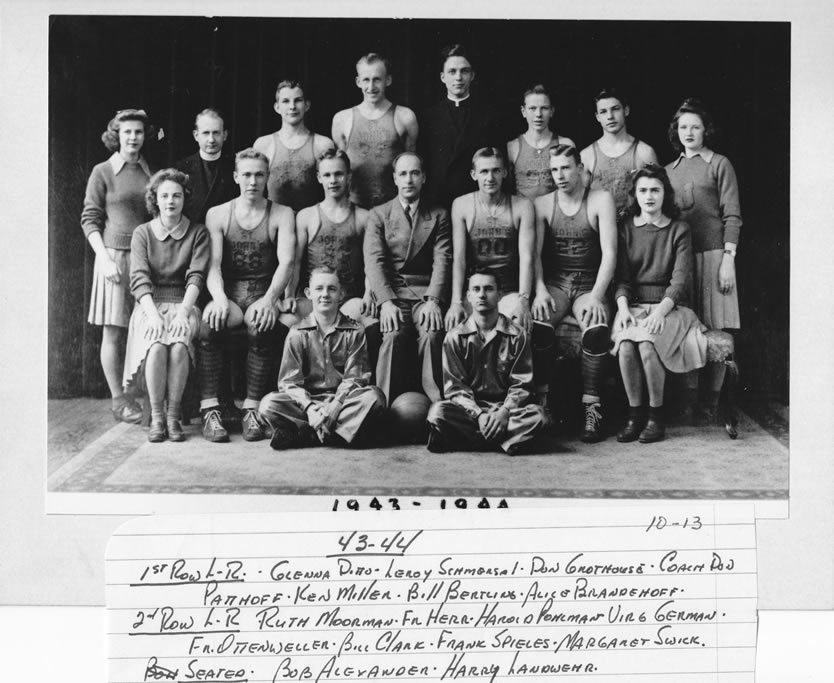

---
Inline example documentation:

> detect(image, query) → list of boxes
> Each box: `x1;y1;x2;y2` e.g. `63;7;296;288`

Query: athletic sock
197;340;223;401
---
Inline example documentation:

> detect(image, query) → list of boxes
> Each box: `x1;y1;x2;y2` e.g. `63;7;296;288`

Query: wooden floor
47;398;789;500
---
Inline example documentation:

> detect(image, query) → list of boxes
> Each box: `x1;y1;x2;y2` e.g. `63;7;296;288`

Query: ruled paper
106;506;757;682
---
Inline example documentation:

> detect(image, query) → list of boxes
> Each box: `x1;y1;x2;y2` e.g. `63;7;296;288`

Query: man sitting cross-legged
427;269;550;455
259;268;386;450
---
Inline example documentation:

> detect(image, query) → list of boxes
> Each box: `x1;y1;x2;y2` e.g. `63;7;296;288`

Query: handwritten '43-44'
331;529;423;557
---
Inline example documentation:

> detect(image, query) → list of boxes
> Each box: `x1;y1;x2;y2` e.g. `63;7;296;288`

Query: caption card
107;507;756;682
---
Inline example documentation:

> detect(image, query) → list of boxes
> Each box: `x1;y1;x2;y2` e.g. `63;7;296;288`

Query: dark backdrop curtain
48;16;790;404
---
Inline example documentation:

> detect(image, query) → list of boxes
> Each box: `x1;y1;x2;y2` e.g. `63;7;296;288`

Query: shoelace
243;410;261;430
204;409;224;431
584;404;602;430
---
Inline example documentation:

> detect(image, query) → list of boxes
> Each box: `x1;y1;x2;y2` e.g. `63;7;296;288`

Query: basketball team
79;45;742;453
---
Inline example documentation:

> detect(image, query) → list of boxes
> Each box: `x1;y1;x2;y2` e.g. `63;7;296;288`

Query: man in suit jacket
364;151;452;404
175;108;238;224
419;44;503;211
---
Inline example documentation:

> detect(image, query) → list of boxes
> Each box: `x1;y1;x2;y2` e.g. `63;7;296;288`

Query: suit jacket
174;152;238;224
364;198;452;305
419;96;503;209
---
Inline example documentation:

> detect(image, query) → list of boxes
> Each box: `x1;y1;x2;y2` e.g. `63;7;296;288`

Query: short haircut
275;79;306;100
471;146;506;169
548;143;582;166
309;266;341;284
193;108;225;130
101;108;155;153
392;151;424;172
627;164;681;220
594;87;628;109
440;43;473;70
144;168;192;216
356;52;392;76
316;148;351;172
234;147;269;171
667;97;717;153
467;267;500;291
522;84;551;106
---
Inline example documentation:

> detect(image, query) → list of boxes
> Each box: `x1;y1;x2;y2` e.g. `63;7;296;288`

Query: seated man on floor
427;269;550;455
259;268;385;450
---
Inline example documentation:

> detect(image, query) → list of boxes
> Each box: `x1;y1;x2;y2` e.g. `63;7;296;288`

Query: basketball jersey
266;132;321;212
221;199;278;282
346;104;403;208
589;138;640;212
466;192;519;292
542;187;601;277
304;204;364;300
513;134;556;199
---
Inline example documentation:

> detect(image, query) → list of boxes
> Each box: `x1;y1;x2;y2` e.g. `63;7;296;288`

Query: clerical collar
199;150;222;162
446;94;471;107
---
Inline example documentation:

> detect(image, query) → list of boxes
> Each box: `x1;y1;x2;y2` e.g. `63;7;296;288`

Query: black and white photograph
1;0;833;678
47;14;789;504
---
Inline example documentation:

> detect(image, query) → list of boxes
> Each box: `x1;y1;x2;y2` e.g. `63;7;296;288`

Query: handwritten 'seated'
106;507;756;682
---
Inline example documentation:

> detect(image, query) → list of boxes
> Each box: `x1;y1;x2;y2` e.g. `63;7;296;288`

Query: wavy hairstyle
626;164;680;220
667;97;717;153
101;108;155;153
144;168;192;217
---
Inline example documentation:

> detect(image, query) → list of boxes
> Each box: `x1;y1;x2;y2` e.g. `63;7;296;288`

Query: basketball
389;392;431;443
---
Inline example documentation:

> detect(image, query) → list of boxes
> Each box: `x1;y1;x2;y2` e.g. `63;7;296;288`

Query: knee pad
582;324;611;355
248;323;285;352
531;322;555;352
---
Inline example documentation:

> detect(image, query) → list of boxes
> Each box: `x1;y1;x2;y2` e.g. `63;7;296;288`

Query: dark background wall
48;16;789;404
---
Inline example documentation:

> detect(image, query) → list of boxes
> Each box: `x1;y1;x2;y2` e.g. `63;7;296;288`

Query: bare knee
638;341;658;361
170;342;189;362
619;340;638;359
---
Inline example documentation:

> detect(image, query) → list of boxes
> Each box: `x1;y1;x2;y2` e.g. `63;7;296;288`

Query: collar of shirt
460;313;520;338
149;216;190;241
109;151;151;176
296;312;361;332
399;199;420;217
671;147;715;168
446;94;471;108
633;214;672;228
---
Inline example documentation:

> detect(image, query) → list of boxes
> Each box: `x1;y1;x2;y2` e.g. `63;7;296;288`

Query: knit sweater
129;218;210;304
665;152;742;252
80;154;152;250
614;217;694;306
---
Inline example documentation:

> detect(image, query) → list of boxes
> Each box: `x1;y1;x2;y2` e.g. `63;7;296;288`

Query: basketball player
253;80;335;212
533;144;617;442
507;85;575;200
332;53;418;208
580;88;658;214
259;268;385;450
445;147;535;333
289;149;378;336
197;149;296;443
175;108;238;223
427;269;550;455
364;151;451;404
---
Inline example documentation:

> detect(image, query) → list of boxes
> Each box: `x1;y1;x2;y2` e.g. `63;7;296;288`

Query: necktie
404;204;413;229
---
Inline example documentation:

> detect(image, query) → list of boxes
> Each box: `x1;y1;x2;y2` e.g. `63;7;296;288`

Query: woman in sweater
611;166;707;443
80;109;155;423
665;98;742;418
123;169;210;442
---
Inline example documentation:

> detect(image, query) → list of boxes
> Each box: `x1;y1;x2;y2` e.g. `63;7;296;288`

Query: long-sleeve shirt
666;150;742;252
442;314;533;417
277;313;371;410
80;153;153;250
129;217;210;303
614;217;694;306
